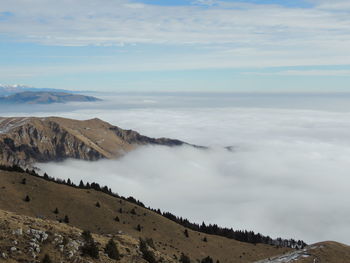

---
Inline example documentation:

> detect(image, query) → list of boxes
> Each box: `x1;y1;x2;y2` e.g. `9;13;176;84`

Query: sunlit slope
0;208;175;263
256;241;350;263
0;170;291;263
0;116;186;167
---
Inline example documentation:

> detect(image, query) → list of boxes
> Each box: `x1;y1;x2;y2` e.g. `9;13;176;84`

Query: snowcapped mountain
0;84;72;96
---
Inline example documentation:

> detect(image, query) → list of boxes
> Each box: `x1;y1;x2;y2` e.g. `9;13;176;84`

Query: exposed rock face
0;116;188;167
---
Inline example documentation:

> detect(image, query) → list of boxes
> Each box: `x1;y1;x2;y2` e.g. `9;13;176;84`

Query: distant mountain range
0;91;101;104
0;84;73;96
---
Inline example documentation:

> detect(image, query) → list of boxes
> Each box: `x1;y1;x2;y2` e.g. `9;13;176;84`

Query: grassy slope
0;170;292;263
0;208;171;263
298;242;350;263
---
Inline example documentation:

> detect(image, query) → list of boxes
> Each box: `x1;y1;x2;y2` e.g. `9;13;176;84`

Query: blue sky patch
0;11;14;21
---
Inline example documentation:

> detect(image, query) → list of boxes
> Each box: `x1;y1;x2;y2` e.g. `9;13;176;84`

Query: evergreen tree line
0;164;306;249
161;211;306;248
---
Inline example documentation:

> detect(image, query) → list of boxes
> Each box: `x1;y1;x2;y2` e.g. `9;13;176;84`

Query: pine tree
114;216;120;222
105;238;120;260
21;178;26;184
136;224;142;232
41;254;52;263
53;208;59;214
64;215;69;223
79;180;85;188
180;253;191;263
81;230;99;259
24;195;30;202
184;229;189;238
95;202;101;208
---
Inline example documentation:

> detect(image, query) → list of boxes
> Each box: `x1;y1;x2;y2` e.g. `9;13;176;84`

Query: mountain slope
0;169;293;263
0;91;100;104
0;208;175;263
0;116;188;167
255;242;350;263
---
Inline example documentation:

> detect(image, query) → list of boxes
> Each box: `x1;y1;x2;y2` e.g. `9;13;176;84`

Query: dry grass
0;208;172;263
0;170;293;262
296;241;350;263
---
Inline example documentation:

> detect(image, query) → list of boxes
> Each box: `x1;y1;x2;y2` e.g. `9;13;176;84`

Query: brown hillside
297;241;350;263
0;170;291;263
0;208;175;263
0;116;187;167
256;241;350;263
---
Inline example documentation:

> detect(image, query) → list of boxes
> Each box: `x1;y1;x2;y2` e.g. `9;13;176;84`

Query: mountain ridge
0;84;73;96
0;91;100;104
0;116;191;167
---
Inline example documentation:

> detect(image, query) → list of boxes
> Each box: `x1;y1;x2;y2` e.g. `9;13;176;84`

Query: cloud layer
1;0;350;71
17;95;350;244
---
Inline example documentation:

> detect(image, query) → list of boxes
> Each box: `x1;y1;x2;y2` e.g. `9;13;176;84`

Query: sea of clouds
1;93;350;244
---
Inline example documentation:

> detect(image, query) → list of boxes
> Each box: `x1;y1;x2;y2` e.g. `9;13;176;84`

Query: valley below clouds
2;93;350;245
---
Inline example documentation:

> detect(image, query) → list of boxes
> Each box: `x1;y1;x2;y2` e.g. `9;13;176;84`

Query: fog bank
34;101;350;244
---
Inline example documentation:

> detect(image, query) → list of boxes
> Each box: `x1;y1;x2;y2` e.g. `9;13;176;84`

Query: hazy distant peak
0;91;101;104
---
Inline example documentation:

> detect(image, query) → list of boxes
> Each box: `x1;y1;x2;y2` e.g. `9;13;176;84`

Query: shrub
139;238;157;263
105;238;120;260
145;238;155;249
95;202;101;208
130;208;137;215
41;254;52;263
184;229;189;238
180;253;191;263
201;256;214;263
81;230;99;259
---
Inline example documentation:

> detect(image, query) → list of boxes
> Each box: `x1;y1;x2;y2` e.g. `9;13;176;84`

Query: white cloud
245;69;350;77
1;0;350;70
12;96;349;244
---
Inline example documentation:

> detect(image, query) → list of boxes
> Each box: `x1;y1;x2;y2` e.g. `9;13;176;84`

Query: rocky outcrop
0;116;189;167
0;209;175;263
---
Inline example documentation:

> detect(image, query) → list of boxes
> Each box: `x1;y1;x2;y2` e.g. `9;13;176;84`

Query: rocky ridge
0;116;188;167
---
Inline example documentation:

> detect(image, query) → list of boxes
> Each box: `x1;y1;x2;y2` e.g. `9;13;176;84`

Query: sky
1;0;350;92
